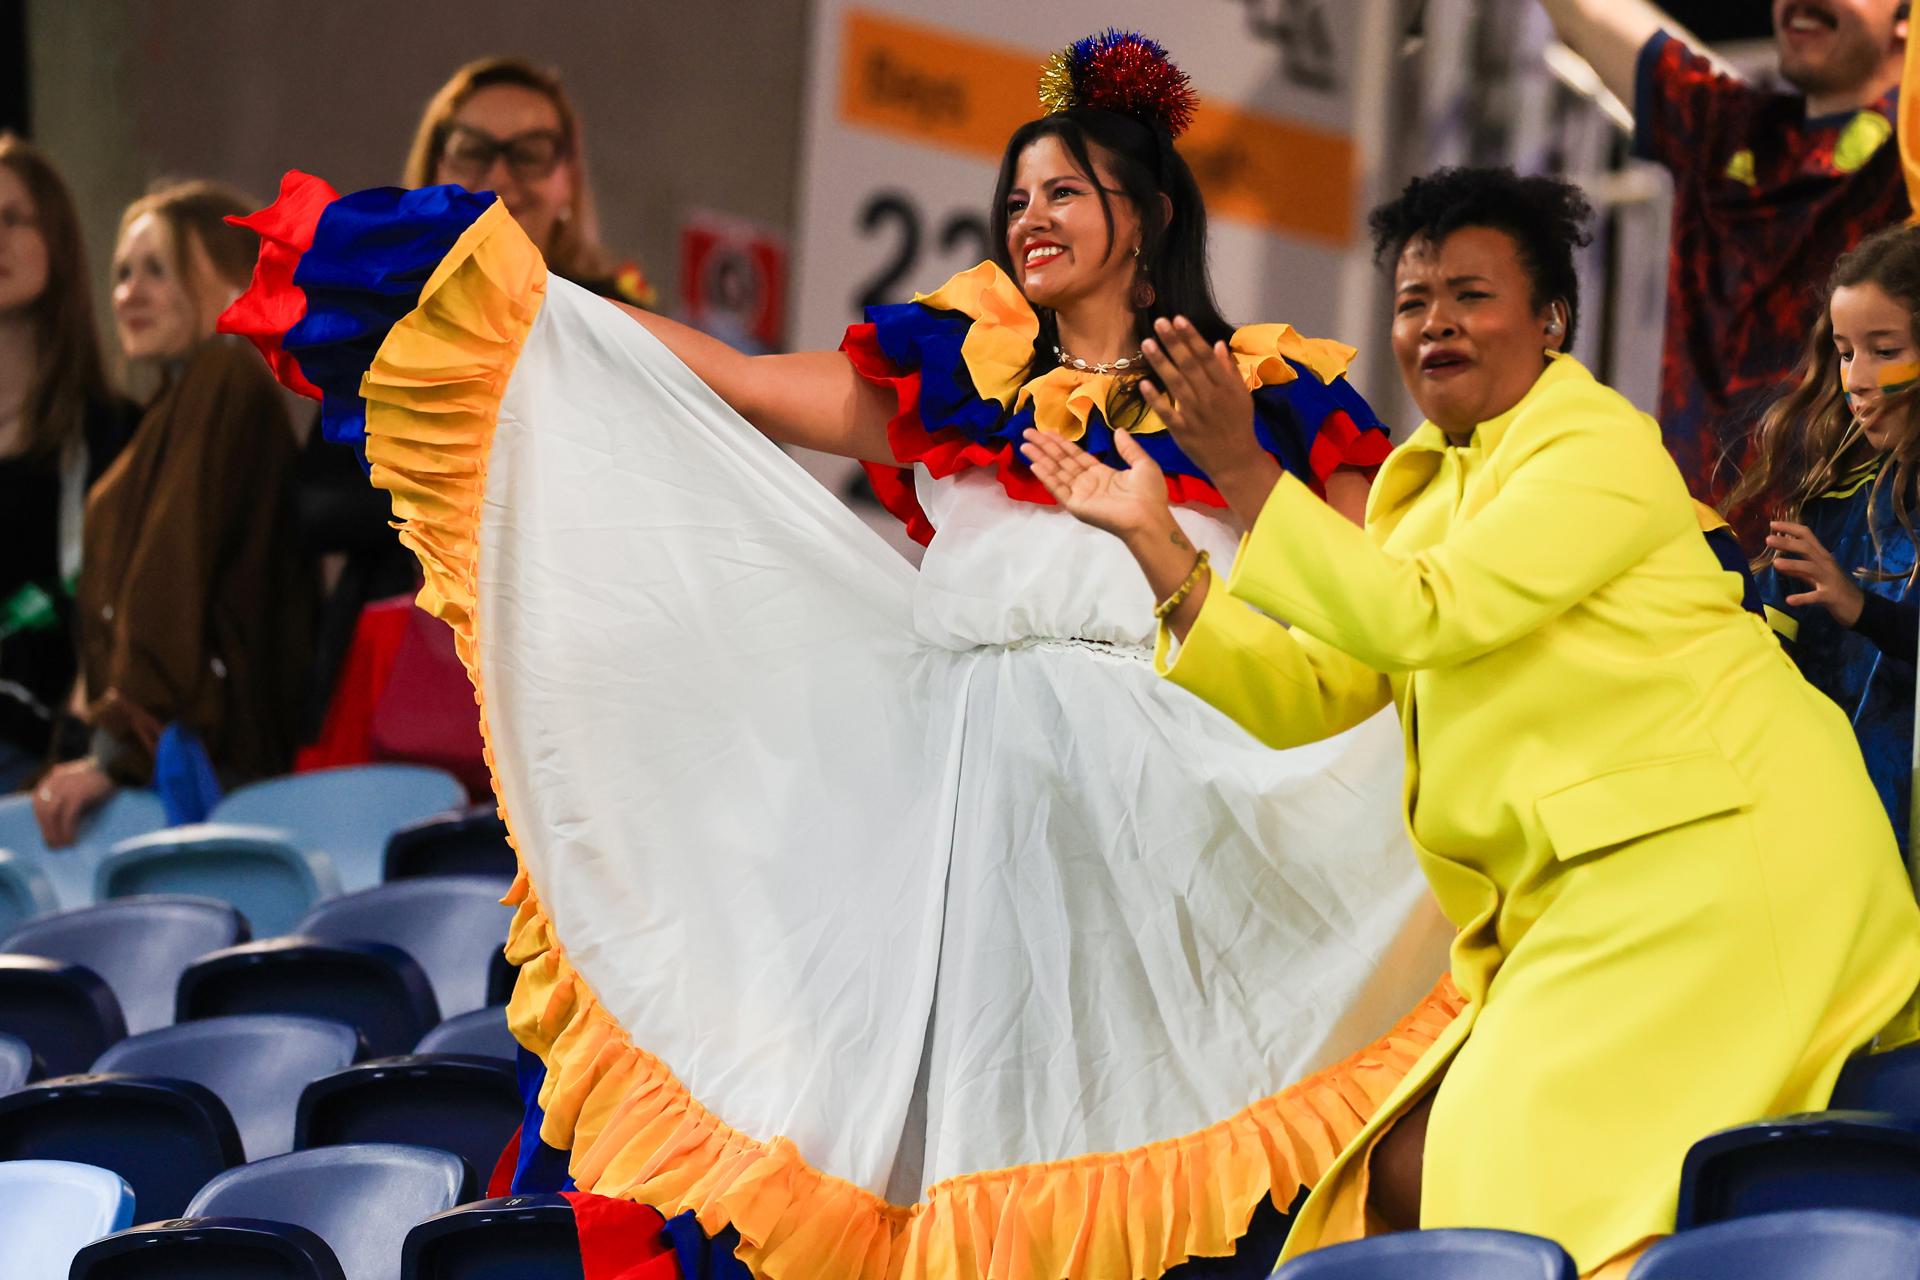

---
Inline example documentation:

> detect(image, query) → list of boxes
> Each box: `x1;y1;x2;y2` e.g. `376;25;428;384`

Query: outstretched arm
1538;0;1722;106
612;302;898;463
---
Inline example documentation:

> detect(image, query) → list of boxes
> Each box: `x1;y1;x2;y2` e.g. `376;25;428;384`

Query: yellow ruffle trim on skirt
357;200;1467;1280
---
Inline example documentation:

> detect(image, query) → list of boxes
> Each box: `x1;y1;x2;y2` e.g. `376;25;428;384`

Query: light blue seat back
92;1014;360;1160
0;1158;135;1279
187;1143;465;1280
0;851;59;936
211;766;467;894
415;1005;516;1061
4;895;247;1034
97;825;339;938
0;1031;31;1093
296;876;512;1018
1629;1207;1920;1278
0;791;167;910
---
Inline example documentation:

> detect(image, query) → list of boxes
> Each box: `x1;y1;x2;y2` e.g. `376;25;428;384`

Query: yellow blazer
1161;354;1920;1270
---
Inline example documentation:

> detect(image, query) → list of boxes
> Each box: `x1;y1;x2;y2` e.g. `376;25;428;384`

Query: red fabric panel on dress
563;1192;682;1280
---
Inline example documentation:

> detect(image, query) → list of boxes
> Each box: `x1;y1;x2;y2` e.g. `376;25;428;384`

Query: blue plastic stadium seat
213;765;468;894
385;805;515;882
295;877;511;1019
0;1159;135;1278
93;1014;360;1160
71;1143;467;1280
1629;1207;1920;1279
401;1194;585;1280
97;825;338;938
1677;1111;1920;1227
0;789;168;910
1272;1228;1576;1280
1833;1043;1920;1116
177;937;437;1057
0;1031;31;1092
416;1006;516;1062
0;955;125;1076
3;895;248;1035
0;1072;243;1217
0;849;60;935
296;1054;521;1186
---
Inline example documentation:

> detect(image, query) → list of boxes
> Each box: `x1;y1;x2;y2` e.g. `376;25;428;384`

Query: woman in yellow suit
1022;166;1920;1276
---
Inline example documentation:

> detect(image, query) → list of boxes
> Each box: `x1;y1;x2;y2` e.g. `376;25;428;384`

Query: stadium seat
1833;1042;1920;1116
295;876;512;1019
0;1072;243;1217
177;937;439;1057
0;849;59;934
93;1014;360;1159
296;1054;521;1184
416;1006;516;1062
3;895;248;1034
1271;1228;1576;1280
0;789;168;910
97;825;338;937
384;805;515;882
0;1159;135;1280
1629;1207;1920;1279
1677;1111;1920;1227
70;1143;468;1280
400;1194;585;1280
0;1030;31;1091
0;955;125;1075
212;765;467;893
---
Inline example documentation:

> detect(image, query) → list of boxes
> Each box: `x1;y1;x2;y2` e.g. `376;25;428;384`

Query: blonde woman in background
32;180;313;846
404;55;652;307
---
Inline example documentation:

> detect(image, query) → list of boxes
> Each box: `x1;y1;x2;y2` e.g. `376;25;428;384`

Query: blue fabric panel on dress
866;299;1380;487
509;1047;576;1193
285;184;497;462
662;1210;754;1280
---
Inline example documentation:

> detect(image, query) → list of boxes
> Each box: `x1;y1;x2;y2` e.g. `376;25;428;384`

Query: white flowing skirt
474;277;1451;1201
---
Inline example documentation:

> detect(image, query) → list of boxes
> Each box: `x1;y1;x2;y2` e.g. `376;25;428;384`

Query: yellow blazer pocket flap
1536;751;1752;860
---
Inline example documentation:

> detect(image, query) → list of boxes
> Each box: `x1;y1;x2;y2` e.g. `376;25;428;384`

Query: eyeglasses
439;126;568;184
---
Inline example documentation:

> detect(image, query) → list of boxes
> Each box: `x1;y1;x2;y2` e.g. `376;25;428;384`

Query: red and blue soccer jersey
1634;31;1907;514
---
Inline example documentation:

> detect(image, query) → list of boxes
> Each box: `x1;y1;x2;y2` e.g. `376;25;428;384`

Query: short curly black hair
1367;167;1595;349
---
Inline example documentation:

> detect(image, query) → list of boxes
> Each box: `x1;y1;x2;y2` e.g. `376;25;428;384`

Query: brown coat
76;338;314;785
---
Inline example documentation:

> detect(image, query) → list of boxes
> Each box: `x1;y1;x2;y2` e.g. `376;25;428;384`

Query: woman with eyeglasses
404;56;653;308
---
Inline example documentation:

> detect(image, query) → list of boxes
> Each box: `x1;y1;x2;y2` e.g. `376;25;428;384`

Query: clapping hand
1021;427;1174;543
1767;520;1866;627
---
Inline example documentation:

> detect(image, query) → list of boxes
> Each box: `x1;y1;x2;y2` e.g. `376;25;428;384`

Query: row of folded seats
0;764;503;936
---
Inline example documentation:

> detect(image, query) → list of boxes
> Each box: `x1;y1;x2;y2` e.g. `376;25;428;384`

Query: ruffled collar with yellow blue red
840;262;1392;544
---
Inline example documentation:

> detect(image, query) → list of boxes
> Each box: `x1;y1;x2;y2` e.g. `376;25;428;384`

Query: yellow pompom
1038;50;1077;115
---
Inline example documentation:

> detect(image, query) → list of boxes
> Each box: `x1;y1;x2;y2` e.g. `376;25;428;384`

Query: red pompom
1080;36;1197;139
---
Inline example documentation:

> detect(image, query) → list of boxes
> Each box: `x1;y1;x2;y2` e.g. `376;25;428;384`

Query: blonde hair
116;178;260;341
402;56;612;281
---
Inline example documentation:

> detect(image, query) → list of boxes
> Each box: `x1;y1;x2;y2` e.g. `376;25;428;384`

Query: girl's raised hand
1768;520;1866;627
1021;427;1172;542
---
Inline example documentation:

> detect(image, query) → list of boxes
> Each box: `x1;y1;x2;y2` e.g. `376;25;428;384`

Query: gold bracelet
1153;549;1210;620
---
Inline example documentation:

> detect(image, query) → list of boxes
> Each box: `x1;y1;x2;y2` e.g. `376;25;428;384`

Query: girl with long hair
0;135;134;790
32;180;312;845
220;32;1458;1279
1729;222;1920;863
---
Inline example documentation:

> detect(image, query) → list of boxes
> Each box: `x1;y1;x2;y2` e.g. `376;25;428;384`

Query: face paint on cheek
1878;361;1920;396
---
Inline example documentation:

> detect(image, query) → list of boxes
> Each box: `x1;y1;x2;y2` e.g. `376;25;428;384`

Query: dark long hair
1729;223;1920;580
988;108;1230;426
0;133;112;461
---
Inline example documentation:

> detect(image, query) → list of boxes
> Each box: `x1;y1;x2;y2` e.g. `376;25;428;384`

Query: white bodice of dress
910;466;1244;650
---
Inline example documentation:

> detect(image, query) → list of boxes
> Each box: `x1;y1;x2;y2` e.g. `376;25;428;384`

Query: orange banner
836;8;1356;245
